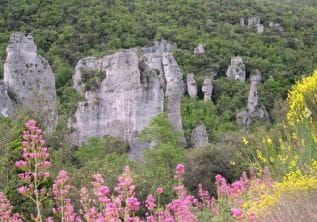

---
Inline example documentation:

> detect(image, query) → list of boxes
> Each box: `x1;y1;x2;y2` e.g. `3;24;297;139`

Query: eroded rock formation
226;57;246;81
269;22;284;32
194;44;205;54
3;32;57;133
69;40;186;159
236;69;269;127
191;124;209;148
186;73;197;98
202;78;213;101
248;16;261;28
0;81;13;118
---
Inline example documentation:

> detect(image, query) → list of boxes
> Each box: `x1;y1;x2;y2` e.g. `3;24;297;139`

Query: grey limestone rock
226;57;246;81
269;22;284;32
240;18;245;27
0;81;13;118
236;69;269;128
191;124;209;148
194;44;205;54
256;24;265;33
162;52;186;145
202;78;213;101
3;32;57;133
186;73;197;98
248;16;261;28
69;40;185;159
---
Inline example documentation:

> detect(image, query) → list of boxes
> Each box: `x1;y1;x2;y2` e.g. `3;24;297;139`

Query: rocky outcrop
186;73;197;98
191;124;209;148
248;16;261;28
236;69;269;128
269;22;284;32
240;18;245;27
257;24;264;33
3;32;57;133
247;16;264;33
69;40;185;159
162;52;186;145
226;57;246;81
0;81;13;118
202;78;213;101
194;44;205;54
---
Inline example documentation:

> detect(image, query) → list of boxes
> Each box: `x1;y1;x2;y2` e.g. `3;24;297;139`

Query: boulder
186;73;198;98
202;78;213;101
3;32;57;133
226;57;246;81
69;40;186;159
269;22;284;32
191;124;209;148
0;81;13;118
194;44;205;54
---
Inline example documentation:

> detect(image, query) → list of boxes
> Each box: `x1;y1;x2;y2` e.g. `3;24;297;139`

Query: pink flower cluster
15;120;51;199
0;192;22;222
0;120;279;222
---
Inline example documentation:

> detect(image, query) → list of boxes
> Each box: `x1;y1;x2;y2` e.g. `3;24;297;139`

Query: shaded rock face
3;32;57;133
226;57;246;81
202;78;213;101
269;22;284;32
69;40;185;159
0;81;13;118
186;73;197;98
191;124;209;148
194;44;205;54
236;69;269;128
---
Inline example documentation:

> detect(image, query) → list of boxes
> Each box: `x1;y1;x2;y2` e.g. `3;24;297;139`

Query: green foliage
140;112;180;146
181;97;237;142
184;133;247;195
213;78;249;121
76;136;129;164
80;68;107;91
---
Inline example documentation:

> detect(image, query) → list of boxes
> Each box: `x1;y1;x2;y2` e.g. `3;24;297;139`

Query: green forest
0;0;317;221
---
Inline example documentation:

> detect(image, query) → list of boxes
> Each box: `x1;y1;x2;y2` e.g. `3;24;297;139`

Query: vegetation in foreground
0;70;316;221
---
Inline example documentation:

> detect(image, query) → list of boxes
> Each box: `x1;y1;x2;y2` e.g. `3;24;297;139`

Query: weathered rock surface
0;81;13;118
240;18;245;27
269;22;284;32
202;78;213;101
257;24;265;33
69;40;185;159
191;124;209;148
226;57;246;81
162;52;186;145
194;44;205;54
248;16;261;28
186;73;197;98
236;69;269;127
3;32;57;133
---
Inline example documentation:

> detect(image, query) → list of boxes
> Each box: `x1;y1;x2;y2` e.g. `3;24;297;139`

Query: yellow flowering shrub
287;70;317;126
242;164;317;216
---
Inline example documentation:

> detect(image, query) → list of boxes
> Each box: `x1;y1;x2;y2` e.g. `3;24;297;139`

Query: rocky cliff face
191;124;209;148
3;32;57;133
69;40;185;159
